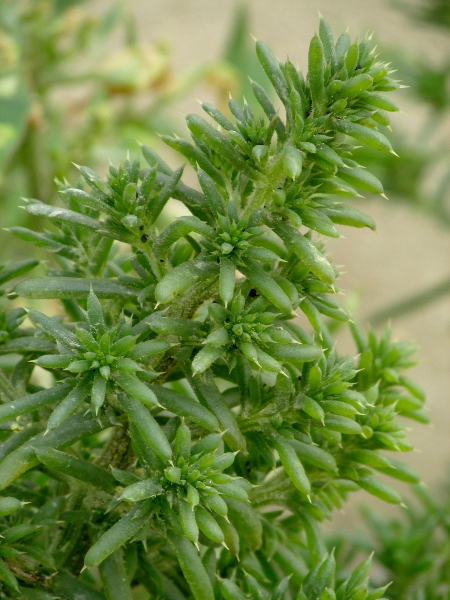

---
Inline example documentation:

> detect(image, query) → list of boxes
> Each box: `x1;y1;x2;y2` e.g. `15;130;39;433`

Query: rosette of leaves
193;294;321;376
316;325;425;508
0;294;222;487
28;290;171;428
241;326;422;520
83;422;247;567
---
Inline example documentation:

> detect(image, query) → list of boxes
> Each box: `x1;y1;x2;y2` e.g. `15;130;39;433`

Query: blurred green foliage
394;0;450;31
0;0;172;220
0;0;255;233
331;483;450;599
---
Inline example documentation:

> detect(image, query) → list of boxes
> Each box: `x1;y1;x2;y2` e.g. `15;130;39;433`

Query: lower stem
96;424;134;470
0;370;16;402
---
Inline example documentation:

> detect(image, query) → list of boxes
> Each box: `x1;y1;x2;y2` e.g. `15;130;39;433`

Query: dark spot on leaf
140;234;148;243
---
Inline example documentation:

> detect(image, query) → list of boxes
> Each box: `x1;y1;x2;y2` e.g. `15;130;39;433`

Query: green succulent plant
0;16;429;599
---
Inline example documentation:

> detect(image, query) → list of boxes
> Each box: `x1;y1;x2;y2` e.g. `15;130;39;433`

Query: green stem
96;425;134;470
239;412;276;433
90;237;114;277
141;240;164;282
21;122;46;201
0;370;16;403
53;484;84;570
250;474;293;507
242;151;285;219
167;275;219;319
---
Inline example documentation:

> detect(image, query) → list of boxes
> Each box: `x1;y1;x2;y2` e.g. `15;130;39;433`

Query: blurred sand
97;0;450;522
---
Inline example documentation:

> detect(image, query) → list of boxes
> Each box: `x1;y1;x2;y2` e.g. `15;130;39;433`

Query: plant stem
242;152;285;219
96;424;134;470
0;370;16;402
167;275;219;319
